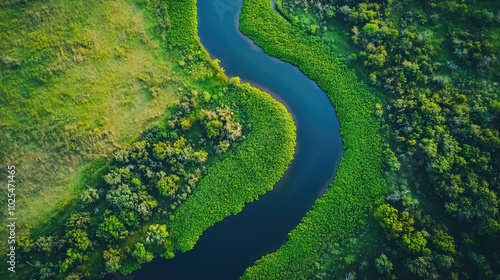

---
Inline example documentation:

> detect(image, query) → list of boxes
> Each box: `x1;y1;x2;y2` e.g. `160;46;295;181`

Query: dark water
132;1;343;279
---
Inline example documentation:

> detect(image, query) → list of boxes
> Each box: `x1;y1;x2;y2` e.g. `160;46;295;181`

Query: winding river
133;1;343;279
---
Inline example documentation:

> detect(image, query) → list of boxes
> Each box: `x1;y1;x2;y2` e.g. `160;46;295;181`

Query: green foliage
375;253;394;276
14;1;298;278
79;188;99;205
240;0;387;278
132;243;154;264
170;80;296;252
65;213;91;230
66;229;91;251
60;248;86;273
160;0;197;48
145;224;169;246
374;204;405;239
34;235;58;255
362;23;379;36
103;246;122;273
205;120;223;139
432;230;456;255
401;231;428;254
96;215;129;243
157;174;180;197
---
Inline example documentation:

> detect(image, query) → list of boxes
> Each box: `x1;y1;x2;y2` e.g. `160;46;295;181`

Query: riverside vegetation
1;0;295;278
240;0;388;279
262;0;500;279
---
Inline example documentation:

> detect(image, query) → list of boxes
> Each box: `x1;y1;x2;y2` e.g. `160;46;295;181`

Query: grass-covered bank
240;0;387;278
2;0;296;278
170;79;296;252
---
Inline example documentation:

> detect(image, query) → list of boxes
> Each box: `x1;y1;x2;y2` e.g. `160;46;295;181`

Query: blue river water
132;1;343;279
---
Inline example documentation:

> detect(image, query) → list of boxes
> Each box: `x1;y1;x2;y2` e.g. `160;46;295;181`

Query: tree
193;150;208;163
39;266;55;280
132;243;154;264
106;184;139;212
60;248;85;273
153;141;169;160
157;174;180;197
216;140;231;154
309;24;319;34
35;235;57;255
375;254;393;275
119;211;140;228
205;120;223;139
103;246;122;272
66;229;91;251
432;230;456;254
180;118;192;130
129;140;149;162
137;193;158;219
66;212;91;230
406;256;435;279
103;167;132;187
401;231;428;254
145;224;169;246
374;204;403;238
80;188;99;204
383;146;401;171
362;22;379;36
96;215;128;243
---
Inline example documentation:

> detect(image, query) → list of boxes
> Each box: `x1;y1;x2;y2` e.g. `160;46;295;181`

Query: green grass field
0;0;179;242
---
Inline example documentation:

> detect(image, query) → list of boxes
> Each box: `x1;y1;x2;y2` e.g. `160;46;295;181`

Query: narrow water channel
133;1;343;279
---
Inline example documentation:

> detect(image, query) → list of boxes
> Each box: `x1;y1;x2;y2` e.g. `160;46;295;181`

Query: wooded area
269;0;500;278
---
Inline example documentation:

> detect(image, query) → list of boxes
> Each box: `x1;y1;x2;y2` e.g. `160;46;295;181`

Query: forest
243;0;500;279
1;0;499;279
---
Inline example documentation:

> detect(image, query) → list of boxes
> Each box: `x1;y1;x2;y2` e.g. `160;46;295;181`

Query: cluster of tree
20;87;244;278
374;202;458;279
199;106;243;153
276;0;500;278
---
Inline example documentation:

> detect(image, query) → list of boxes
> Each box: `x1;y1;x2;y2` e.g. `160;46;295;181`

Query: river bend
133;1;343;279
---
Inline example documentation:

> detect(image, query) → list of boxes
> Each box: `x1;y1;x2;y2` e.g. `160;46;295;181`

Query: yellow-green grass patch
0;0;179;242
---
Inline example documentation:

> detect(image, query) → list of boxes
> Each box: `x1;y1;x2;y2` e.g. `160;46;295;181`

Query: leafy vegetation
270;0;500;278
240;0;387;278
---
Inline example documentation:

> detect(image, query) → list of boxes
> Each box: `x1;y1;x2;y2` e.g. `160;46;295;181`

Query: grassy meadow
0;0;179;242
